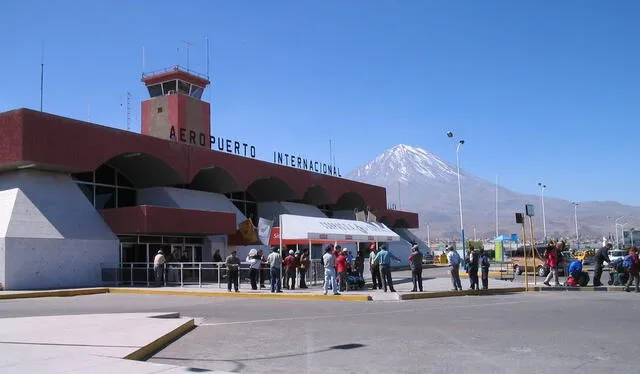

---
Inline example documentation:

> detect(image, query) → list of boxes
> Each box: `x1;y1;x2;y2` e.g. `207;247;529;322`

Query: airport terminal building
0;66;419;290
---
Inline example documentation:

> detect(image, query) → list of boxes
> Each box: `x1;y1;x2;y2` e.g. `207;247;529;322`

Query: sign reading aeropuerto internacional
140;66;340;177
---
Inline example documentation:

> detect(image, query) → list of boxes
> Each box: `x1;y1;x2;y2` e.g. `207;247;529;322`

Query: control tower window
190;85;203;99
162;80;177;95
178;80;191;95
147;84;162;98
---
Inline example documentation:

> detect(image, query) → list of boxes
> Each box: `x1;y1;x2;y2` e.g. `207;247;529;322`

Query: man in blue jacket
373;245;401;292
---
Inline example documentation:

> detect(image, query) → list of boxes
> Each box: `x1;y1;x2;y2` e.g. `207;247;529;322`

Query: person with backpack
479;248;490;290
445;246;463;291
623;247;639;293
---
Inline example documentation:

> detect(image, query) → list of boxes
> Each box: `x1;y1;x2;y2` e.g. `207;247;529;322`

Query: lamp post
447;131;466;259
538;182;547;242
426;222;431;247
572;202;579;249
615;216;625;249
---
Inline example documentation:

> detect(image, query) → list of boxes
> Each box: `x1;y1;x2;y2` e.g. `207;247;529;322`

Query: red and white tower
140;66;211;147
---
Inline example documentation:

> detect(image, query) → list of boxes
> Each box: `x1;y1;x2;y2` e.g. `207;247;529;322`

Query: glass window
185;237;204;244
139;235;162;244
190;85;203;99
147;84;162;97
177;80;191;95
117;188;136;207
95;165;116;185
163;236;185;244
162;80;177;95
95;186;116;209
232;200;244;213
116;171;133;187
72;171;93;183
118;236;139;243
246;202;257;221
77;183;94;205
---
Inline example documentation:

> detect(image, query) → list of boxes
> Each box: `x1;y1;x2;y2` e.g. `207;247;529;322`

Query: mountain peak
348;144;458;183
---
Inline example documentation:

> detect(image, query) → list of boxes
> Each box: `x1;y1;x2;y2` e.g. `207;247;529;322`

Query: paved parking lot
2;290;639;373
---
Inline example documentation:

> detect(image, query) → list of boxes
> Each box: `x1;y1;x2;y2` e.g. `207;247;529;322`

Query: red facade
0;108;419;231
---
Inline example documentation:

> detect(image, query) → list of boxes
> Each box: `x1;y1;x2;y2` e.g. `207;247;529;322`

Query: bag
623;255;634;269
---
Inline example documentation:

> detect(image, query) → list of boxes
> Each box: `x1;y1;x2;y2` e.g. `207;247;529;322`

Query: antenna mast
182;40;194;71
126;92;131;131
206;37;210;78
40;41;44;112
142;46;145;75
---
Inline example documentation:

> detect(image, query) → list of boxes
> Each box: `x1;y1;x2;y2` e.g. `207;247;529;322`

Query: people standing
543;243;560;287
322;246;340;296
369;244;382;290
299;249;310;289
479;248;490;290
246;249;261;290
373;245;400;292
445;246;463;291
153;250;166;287
257;249;267;289
212;249;223;263
225;250;241;292
466;246;479;290
336;248;348;292
283;250;298;290
267;247;283;293
408;244;423;292
593;242;612;287
624;247;639;293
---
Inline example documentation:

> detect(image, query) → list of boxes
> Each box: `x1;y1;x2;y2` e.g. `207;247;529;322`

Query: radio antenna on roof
141;46;145;75
182;40;194;71
206;37;210;79
40;41;44;112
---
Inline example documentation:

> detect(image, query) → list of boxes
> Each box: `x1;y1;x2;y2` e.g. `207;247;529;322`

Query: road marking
197;299;534;326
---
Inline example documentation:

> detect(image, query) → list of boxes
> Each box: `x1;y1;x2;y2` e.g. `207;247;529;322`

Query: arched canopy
302;185;332;206
334;191;366;210
104;152;183;188
190;166;240;194
247;177;297;202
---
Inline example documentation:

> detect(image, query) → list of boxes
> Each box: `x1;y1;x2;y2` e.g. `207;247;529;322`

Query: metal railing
102;260;326;289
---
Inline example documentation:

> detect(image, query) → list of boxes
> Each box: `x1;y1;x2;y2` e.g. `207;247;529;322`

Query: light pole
447;131;466;259
572;202;579;249
615;216;625;249
426;222;431;247
618;223;628;248
538;182;547;242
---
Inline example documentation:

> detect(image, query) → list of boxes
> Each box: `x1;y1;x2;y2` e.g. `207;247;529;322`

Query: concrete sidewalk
0;312;232;373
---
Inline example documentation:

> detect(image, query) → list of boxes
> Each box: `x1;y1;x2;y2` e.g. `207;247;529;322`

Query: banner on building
238;218;258;243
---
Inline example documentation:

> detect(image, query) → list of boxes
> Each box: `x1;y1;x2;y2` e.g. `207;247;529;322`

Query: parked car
604;250;627;266
513;250;576;277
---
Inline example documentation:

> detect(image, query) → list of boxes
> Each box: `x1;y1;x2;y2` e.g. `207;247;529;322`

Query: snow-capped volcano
347;144;640;241
350;144;458;184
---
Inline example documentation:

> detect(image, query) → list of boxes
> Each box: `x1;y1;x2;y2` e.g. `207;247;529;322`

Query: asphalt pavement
2;288;639;373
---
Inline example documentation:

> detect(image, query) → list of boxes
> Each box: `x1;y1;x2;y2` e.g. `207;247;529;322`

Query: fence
102;260;326;289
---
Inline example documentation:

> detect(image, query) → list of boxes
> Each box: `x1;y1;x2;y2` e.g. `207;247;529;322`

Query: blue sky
2;0;639;206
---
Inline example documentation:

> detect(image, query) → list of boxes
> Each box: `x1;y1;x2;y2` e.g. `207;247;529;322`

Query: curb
538;286;627;292
398;287;527;300
0;288;109;300
123;317;196;361
108;288;373;302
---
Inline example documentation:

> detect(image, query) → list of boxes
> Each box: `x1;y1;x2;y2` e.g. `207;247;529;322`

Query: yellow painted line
124;318;195;361
0;288;109;300
107;288;372;301
399;287;527;300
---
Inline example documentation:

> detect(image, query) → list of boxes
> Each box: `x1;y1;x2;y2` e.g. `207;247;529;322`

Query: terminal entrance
119;235;204;264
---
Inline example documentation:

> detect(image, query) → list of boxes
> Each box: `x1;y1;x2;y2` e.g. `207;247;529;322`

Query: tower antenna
142;46;145;75
206;37;210;78
126;92;132;131
40;41;44;112
181;40;194;71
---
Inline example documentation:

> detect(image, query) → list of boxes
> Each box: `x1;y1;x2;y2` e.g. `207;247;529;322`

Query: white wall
385;240;413;267
0;170;119;290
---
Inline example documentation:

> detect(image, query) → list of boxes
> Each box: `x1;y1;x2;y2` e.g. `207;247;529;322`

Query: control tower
140;66;211;148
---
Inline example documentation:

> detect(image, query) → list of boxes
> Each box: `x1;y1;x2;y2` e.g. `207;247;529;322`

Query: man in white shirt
267;247;283;293
445;246;463;291
322;246;340;296
153;250;166;287
246;249;261;290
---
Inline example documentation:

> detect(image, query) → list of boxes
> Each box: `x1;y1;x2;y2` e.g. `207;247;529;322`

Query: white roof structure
279;214;401;242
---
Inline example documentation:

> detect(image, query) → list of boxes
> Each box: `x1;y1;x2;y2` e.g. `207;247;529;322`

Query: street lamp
615;216;625;249
538;182;547;242
618;223;628;248
572;202;579;249
447;131;466;259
